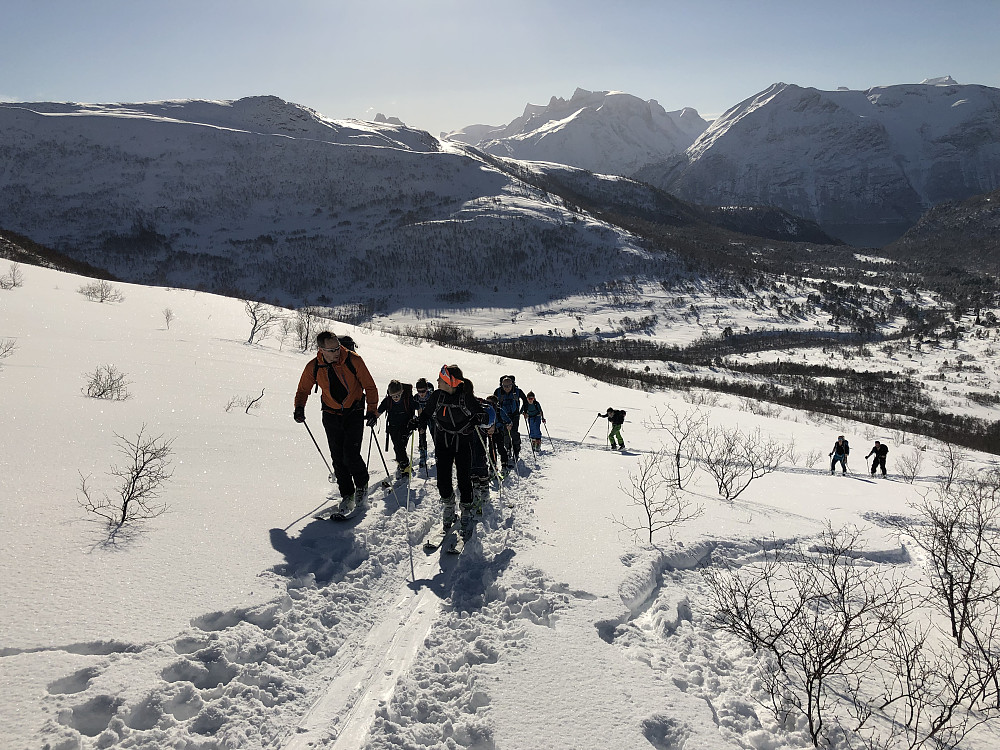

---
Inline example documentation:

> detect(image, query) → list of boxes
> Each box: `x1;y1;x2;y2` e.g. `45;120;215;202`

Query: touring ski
422;524;454;552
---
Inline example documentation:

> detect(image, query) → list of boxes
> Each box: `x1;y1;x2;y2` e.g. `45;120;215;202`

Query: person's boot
459;504;476;538
441;495;457;529
339;493;356;514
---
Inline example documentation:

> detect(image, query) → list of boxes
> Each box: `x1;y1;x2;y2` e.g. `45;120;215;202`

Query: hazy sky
4;0;999;136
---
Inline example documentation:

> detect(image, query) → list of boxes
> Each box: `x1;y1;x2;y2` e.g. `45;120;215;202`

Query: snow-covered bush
78;279;125;303
82;364;131;401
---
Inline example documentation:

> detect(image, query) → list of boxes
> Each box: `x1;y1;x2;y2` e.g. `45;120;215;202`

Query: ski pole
475;426;502;508
543;420;556;453
302;421;335;483
372;423;395;488
580;415;600;443
400;430;415;580
367;427;374;468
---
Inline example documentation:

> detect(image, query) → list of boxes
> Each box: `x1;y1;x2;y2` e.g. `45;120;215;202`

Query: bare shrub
682;390;720;407
225;389;265;414
897;447;923;484
82;364;131;401
696;425;787;501
612;447;702;543
705;525;911;748
78;427;174;533
163;307;175;329
244;299;277;345
644;406;707;489
891;471;1000;650
0;262;23;289
295;308;317;352
0;337;16;367
935;442;968;491
78;279;125;303
802;448;823;469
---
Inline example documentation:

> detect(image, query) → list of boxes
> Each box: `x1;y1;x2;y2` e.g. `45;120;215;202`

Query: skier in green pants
598;407;626;450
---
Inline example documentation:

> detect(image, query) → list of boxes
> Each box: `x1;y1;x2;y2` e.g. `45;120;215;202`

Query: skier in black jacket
598;407;626;450
411;365;486;533
376;380;416;477
829;435;850;474
865;440;889;477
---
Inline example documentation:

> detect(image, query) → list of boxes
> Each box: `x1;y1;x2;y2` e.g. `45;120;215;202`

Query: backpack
339;335;357;352
499;374;516;388
611;409;626;425
434;391;475;436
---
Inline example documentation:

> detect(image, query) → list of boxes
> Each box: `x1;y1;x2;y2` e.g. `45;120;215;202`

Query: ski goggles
439;365;463;388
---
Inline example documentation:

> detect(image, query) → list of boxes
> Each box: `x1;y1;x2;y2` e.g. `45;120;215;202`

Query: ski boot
339;493;356;515
441;494;457;529
459;504;477;540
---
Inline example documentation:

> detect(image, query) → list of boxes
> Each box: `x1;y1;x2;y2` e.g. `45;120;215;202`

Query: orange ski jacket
294;348;378;415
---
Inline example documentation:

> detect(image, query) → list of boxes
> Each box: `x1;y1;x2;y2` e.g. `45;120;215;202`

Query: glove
476;412;489;424
293;406;306;423
542;418;546;424
407;417;419;432
365;412;378;428
597;412;604;417
829;453;833;457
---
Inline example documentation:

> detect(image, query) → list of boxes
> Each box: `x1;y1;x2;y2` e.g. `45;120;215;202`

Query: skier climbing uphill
410;365;486;538
521;391;545;452
294;331;379;513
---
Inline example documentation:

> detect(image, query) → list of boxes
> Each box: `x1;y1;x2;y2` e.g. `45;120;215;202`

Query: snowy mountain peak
636;80;1000;246
443;88;707;177
921;75;960;85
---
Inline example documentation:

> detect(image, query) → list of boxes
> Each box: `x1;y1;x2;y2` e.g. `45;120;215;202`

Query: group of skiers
829;435;890;477
293;331;548;538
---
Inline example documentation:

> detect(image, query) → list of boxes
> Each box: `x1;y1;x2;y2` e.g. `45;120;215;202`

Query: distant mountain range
2;96;827;310
449;80;1000;247
443;88;708;178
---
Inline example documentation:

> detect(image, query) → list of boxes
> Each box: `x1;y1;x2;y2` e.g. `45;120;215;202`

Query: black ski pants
434;432;473;508
506;413;522;458
322;408;369;498
489;430;509;470
871;455;887;476
388;426;411;469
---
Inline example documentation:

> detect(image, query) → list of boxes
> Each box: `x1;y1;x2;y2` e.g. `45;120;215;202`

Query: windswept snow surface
2;266;999;749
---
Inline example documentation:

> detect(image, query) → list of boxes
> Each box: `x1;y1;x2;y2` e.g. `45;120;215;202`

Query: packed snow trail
282;556;444;749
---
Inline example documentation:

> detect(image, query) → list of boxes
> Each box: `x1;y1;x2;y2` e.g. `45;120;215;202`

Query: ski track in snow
25;458;567;749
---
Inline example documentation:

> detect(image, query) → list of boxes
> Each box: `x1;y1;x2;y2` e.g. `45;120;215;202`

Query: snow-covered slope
4;264;1000;750
443;88;708;177
637;80;1000;246
0;96;658;308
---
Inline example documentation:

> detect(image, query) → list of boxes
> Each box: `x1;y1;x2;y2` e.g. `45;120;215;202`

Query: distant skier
865;440;889;477
599;407;626;450
410;365;486;534
484;394;512;470
376;380;416;477
494;376;528;466
521;391;545;452
829;435;850;474
413;377;435;468
294;331;379;512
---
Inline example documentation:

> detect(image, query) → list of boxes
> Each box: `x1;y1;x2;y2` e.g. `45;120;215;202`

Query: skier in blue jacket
493;376;528;466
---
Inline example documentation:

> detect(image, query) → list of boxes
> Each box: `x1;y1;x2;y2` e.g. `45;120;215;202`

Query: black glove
365;412;379;428
407;417;420;432
293;406;306;423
